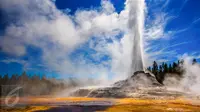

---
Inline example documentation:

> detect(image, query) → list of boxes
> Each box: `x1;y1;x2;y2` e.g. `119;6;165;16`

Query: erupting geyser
127;0;145;74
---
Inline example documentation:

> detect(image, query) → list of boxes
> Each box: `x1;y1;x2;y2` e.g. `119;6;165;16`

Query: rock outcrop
71;71;166;98
113;71;162;88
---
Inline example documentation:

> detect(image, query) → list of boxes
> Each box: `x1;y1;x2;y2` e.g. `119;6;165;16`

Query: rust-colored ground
105;98;200;112
1;97;200;112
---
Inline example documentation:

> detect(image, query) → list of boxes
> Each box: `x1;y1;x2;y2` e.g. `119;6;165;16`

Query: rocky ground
71;71;191;99
1;71;200;112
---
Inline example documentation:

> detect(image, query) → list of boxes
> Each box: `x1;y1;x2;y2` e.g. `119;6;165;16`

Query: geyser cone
127;0;145;73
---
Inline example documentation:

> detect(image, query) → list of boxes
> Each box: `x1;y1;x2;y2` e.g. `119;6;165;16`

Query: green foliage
172;62;178;73
159;65;162;73
152;61;158;74
147;67;151;72
147;59;198;84
0;72;70;96
169;64;172;73
163;63;168;73
192;58;197;65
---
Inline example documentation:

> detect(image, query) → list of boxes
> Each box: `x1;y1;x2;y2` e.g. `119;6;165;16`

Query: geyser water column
127;0;145;74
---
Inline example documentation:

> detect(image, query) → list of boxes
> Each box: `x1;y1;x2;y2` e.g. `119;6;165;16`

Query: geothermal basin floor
1;97;200;112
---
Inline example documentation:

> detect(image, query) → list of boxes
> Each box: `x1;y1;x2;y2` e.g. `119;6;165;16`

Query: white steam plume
0;0;147;84
181;56;200;95
126;0;145;74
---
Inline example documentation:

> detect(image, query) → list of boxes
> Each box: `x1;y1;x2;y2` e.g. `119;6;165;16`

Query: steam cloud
1;0;198;92
163;55;200;96
126;0;145;73
181;56;200;95
0;0;147;84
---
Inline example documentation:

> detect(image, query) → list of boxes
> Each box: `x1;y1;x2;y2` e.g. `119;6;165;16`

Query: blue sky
0;0;199;79
55;0;125;13
144;0;200;63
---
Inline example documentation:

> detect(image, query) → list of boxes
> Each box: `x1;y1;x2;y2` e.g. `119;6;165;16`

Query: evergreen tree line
147;59;198;84
0;72;79;97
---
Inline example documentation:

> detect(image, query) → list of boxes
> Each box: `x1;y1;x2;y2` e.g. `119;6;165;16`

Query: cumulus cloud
0;0;147;84
1;0;197;88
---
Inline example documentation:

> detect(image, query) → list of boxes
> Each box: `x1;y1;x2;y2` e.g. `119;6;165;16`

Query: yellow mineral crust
1;97;200;112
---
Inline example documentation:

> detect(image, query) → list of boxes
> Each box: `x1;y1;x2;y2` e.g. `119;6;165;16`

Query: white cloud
179;0;189;13
2;0;194;85
142;0;190;67
0;59;27;65
141;2;174;66
101;0;115;14
144;13;173;40
0;0;144;84
3;0;193;84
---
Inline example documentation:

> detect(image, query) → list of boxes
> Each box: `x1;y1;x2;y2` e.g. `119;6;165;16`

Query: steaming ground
70;71;200;100
1;67;200;112
1;71;200;112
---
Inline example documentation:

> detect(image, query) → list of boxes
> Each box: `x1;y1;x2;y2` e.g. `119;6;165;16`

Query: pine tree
3;74;9;85
158;65;165;84
172;62;177;73
10;74;18;84
162;62;165;72
0;75;2;85
192;58;197;65
147;67;151;72
159;65;163;73
152;61;158;74
180;59;184;65
169;64;172;73
19;71;29;85
163;63;168;73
